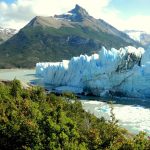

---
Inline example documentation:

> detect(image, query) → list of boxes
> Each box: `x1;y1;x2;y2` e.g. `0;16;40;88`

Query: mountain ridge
0;5;140;68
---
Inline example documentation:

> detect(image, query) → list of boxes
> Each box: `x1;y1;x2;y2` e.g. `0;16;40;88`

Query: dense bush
0;79;149;150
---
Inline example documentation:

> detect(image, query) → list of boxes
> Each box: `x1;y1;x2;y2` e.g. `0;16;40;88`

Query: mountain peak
69;4;89;17
55;4;90;22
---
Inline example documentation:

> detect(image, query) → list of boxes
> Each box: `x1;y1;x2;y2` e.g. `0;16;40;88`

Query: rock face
36;46;150;98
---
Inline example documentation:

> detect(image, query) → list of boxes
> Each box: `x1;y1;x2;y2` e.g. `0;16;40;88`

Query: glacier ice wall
36;46;150;98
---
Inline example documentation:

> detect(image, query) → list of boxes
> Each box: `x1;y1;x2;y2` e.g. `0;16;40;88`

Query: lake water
0;69;149;135
81;100;150;135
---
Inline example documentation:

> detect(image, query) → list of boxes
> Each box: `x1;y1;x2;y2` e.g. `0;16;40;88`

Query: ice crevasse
36;46;150;98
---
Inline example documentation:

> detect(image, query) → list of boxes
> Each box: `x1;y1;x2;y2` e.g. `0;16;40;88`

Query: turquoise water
0;69;149;135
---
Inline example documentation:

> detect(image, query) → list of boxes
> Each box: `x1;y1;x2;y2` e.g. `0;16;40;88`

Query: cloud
0;1;8;10
0;0;35;28
0;0;110;29
124;15;150;33
101;12;150;33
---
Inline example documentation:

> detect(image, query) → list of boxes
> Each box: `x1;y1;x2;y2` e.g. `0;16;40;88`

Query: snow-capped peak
0;27;18;35
0;26;18;44
125;30;150;46
125;30;145;42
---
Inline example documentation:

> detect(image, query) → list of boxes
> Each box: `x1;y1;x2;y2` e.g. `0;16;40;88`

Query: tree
10;78;22;99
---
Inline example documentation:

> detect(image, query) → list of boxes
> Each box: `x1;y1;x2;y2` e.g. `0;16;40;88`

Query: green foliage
10;78;22;99
0;81;149;150
62;92;77;100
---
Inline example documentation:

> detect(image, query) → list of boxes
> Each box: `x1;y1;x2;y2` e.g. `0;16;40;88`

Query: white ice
36;46;150;98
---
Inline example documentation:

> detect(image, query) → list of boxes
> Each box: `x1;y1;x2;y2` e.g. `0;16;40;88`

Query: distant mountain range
125;30;150;47
0;5;140;68
0;27;17;44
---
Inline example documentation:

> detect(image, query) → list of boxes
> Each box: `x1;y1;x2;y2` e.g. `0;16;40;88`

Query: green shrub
0;81;149;149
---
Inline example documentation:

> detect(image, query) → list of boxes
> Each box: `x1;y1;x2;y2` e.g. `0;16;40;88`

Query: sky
0;0;150;33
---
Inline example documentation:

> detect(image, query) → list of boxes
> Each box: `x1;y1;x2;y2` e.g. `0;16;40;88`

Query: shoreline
1;76;150;108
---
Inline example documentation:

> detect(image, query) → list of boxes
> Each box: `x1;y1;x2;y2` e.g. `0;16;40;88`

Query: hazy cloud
0;0;110;28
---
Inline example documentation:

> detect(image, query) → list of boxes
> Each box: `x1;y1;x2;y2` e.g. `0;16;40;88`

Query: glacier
36;46;150;98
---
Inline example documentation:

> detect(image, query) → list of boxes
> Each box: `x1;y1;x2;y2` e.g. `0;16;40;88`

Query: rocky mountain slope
125;30;150;47
0;5;140;68
0;27;17;44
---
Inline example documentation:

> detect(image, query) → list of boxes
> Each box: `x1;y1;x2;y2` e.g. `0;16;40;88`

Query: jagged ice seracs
36;46;150;98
